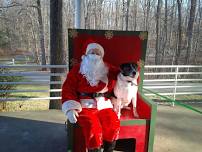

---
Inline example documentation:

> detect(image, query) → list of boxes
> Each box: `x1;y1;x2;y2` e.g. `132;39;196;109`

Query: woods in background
0;0;202;65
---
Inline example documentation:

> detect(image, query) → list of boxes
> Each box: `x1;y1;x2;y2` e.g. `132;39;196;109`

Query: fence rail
143;65;202;101
0;65;202;102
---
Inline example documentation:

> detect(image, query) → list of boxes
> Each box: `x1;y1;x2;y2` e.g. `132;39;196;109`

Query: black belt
79;92;114;98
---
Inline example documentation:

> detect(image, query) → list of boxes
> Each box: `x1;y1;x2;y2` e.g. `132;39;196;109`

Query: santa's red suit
61;63;120;149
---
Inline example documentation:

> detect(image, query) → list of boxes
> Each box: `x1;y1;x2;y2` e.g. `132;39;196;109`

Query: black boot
88;148;101;152
103;140;116;152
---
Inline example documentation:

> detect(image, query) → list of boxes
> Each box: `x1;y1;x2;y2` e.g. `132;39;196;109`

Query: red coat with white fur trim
61;63;119;113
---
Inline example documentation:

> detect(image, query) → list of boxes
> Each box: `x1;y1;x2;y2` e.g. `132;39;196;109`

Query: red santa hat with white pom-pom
85;43;104;57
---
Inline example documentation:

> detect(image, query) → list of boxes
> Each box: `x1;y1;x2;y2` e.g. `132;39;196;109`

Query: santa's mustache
79;54;108;86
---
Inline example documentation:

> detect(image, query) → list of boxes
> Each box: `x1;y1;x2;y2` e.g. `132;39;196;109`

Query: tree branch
0;2;38;9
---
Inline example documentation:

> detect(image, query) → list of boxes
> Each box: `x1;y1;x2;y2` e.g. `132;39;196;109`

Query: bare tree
160;0;168;64
145;0;151;31
185;0;197;64
36;0;46;65
155;0;162;65
49;0;65;109
193;0;202;64
1;0;202;66
175;0;182;65
125;0;131;30
132;0;138;30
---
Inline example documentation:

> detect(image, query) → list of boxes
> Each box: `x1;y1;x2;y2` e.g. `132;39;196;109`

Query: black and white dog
112;63;139;118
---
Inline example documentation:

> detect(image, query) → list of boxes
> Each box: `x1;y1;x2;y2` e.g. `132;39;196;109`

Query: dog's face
120;62;138;78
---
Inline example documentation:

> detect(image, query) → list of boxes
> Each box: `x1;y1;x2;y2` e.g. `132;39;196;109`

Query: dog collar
127;80;137;86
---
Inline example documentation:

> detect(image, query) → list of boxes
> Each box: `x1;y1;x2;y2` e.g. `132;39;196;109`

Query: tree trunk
37;0;46;65
96;0;104;29
193;0;201;64
85;1;91;29
122;0;125;30
49;0;65;109
175;0;182;65
115;0;119;29
145;0;150;31
185;0;197;65
155;0;161;65
125;0;131;30
132;0;137;30
160;0;168;64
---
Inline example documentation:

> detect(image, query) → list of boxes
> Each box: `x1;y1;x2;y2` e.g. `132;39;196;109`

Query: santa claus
61;42;120;152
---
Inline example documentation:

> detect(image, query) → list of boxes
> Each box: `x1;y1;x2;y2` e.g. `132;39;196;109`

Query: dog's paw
117;112;121;119
133;108;139;118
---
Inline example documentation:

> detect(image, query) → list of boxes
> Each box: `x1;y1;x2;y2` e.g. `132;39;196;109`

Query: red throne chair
66;29;157;152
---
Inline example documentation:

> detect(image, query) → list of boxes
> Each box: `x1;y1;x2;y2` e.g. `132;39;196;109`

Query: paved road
0;106;202;152
0;110;67;152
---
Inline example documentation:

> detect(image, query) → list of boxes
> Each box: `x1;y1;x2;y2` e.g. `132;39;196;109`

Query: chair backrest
68;29;148;91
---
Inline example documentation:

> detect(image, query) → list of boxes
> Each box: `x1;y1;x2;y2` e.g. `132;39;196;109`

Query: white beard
79;54;109;86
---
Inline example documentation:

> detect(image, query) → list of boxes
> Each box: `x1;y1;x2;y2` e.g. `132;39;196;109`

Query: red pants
77;108;120;149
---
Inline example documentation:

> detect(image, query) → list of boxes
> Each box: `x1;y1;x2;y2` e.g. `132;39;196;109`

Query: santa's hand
66;110;79;124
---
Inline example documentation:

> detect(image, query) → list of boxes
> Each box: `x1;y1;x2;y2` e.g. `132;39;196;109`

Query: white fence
0;57;36;65
0;65;202;102
144;65;202;100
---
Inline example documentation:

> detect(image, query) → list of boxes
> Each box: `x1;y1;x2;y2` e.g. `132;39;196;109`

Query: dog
112;62;139;118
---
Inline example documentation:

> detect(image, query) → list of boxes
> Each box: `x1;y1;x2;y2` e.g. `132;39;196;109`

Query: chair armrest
136;91;157;119
137;91;157;152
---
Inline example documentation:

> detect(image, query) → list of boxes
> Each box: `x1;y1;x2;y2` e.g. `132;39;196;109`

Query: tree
175;0;182;65
0;0;47;65
185;0;197;64
1;0;202;66
49;0;65;109
155;0;162;65
193;0;202;64
160;0;168;64
36;0;46;65
125;0;131;30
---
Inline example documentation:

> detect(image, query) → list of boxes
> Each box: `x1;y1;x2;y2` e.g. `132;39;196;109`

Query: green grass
0;85;51;112
9;85;50;98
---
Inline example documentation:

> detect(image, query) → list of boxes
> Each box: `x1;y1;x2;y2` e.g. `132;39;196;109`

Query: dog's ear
120;63;124;70
120;63;127;71
119;65;124;75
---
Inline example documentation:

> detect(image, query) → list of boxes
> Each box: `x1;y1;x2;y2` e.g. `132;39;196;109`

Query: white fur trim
96;97;113;110
62;100;82;114
86;43;104;57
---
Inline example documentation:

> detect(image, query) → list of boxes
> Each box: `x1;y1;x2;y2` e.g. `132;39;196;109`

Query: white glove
66;110;79;124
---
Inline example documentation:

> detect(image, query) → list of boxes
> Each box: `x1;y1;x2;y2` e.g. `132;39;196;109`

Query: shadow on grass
0;116;67;152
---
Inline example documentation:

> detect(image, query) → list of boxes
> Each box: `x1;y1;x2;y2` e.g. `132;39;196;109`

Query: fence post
173;66;179;106
12;58;15;65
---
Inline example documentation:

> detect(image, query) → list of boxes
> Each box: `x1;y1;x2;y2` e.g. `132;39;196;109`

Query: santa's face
79;52;108;86
87;48;102;56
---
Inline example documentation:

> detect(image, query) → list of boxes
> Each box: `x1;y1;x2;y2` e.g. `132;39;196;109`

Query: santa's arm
61;65;82;114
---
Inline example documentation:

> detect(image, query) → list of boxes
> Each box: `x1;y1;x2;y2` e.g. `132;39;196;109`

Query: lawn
9;85;49;98
0;85;50;112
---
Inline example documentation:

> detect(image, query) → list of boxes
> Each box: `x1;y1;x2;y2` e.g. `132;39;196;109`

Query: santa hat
85;43;104;57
